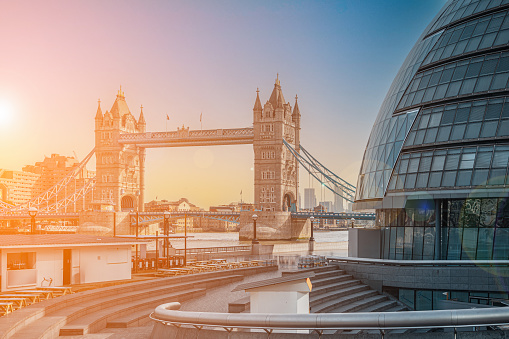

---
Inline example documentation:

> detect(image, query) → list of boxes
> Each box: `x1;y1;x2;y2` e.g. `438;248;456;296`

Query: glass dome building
354;0;509;261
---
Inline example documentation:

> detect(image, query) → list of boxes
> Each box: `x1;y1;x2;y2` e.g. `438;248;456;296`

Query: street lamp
163;211;170;268
252;214;259;244
28;207;38;234
309;216;315;242
351;218;355;228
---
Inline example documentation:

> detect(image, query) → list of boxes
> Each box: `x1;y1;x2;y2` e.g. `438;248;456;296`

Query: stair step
312;289;379;313
311;279;360;297
385;305;408;312
59;288;206;336
311;270;346;280
310;274;354;288
330;295;388;313
10;273;244;339
310;284;369;307
356;299;398;313
106;306;158;328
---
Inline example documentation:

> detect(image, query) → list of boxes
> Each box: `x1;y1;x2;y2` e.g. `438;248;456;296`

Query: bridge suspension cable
1;148;96;213
283;139;356;203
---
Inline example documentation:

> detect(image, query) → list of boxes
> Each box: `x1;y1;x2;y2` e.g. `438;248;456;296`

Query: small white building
0;234;145;291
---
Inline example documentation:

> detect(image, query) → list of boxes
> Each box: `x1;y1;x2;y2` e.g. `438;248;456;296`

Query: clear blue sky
0;0;447;208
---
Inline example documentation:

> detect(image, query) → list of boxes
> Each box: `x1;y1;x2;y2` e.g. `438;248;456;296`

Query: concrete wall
334;262;509;295
347;228;380;258
0;245;132;291
78;246;131;284
239;211;310;241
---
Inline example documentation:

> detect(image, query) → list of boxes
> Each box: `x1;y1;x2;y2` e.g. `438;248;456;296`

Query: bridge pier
239;211;311;241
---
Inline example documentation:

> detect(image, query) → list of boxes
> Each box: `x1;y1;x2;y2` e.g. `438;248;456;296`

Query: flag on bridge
166;114;169;120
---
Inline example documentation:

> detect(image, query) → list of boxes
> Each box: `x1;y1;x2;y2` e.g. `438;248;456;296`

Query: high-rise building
303;188;316;210
354;0;509;262
333;186;344;212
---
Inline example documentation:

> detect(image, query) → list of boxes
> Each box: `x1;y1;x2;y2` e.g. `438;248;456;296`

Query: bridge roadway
118;127;254;147
129;210;376;226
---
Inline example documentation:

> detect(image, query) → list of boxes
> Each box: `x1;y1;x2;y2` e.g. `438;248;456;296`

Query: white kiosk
232;272;315;316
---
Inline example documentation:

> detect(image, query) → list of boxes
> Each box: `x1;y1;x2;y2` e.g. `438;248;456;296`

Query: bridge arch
282;191;296;212
121;195;136;211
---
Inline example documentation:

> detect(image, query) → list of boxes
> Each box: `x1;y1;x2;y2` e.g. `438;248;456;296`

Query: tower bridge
1;77;374;239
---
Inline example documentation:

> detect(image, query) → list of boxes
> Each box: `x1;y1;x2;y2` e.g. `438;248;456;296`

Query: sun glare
0;100;13;126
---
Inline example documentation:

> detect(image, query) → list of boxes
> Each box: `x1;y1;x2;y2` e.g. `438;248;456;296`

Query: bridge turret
95;99;103;121
253;76;299;213
138;105;146;133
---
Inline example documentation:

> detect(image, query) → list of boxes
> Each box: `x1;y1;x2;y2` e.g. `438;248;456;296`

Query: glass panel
413;227;424;260
395;227;404;260
460;153;476;169
472;169;489;185
456;170;472;186
437;126;452;141
461;228;478;260
383;227;391;259
493;228;509;259
480;121;498;137
423;227;435;260
433;291;448;310
442;171;457;186
450;124;466;140
428;172;442;187
464;122;481;138
447;228;463;259
475;151;492;168
445;154;460;170
403;227;413;260
477;228;494;260
399;289;415;310
389;226;397;259
416;290;433;311
488;168;507;185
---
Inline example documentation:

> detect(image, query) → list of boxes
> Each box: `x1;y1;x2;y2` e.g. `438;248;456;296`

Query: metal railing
174;246;251;256
151;302;509;334
327;256;509;267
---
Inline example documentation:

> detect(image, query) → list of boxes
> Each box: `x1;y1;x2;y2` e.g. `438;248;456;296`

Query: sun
0;100;13;126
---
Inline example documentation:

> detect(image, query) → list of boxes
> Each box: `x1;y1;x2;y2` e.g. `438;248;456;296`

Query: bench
0;293;40;304
0;302;14;316
0;298;27;310
37;286;73;296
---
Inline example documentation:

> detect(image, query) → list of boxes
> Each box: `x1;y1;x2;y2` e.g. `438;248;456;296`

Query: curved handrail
152;302;509;331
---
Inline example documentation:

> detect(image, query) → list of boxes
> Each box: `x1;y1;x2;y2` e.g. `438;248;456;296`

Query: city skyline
0;0;446;208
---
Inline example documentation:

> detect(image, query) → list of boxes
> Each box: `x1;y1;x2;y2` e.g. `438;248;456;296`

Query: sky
0;0;447;209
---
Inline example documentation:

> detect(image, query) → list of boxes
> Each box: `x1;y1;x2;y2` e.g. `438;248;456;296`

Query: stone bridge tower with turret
253;76;300;212
94;88;146;212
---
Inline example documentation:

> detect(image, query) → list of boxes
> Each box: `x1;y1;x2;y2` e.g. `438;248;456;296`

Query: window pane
488;168;507;185
498;120;509;136
404;227;413;259
436;126;452;141
492;151;509;167
399;289;415;310
472;169;489;185
461;228;478;260
416;290;433;311
419;157;432;172
416;173;429;188
475;151;492;168
413;227;424;259
429;172;442;187
405;173;417;189
445;154;460;170
432;155;446;171
447;228;463;259
442;171;457;186
424;128;438;143
456;170;472;186
450;124;466;140
423;227;435;260
395;227;404;259
477;228;494;260
460;153;476;169
480;121;498;138
464;122;481;139
493;228;509;259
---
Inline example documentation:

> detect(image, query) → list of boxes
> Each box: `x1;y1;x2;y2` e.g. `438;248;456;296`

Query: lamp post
351;218;355;228
252;214;259;244
309;216;315;242
164;211;170;268
28;207;37;234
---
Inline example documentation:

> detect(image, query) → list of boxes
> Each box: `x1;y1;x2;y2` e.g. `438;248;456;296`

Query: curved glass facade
355;0;509;261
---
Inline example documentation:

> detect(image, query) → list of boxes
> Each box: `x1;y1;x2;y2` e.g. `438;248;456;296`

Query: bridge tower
253;76;300;212
94;88;146;212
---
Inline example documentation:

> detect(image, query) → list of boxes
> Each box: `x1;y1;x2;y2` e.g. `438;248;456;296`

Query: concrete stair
285;265;408;317
0;265;277;339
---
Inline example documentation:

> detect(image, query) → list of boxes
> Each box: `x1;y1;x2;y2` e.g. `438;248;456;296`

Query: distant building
145;198;202;232
0;154;95;209
319;201;333;213
303;188;316;210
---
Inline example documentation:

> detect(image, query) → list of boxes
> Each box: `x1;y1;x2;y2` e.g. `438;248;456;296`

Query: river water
166;230;348;252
